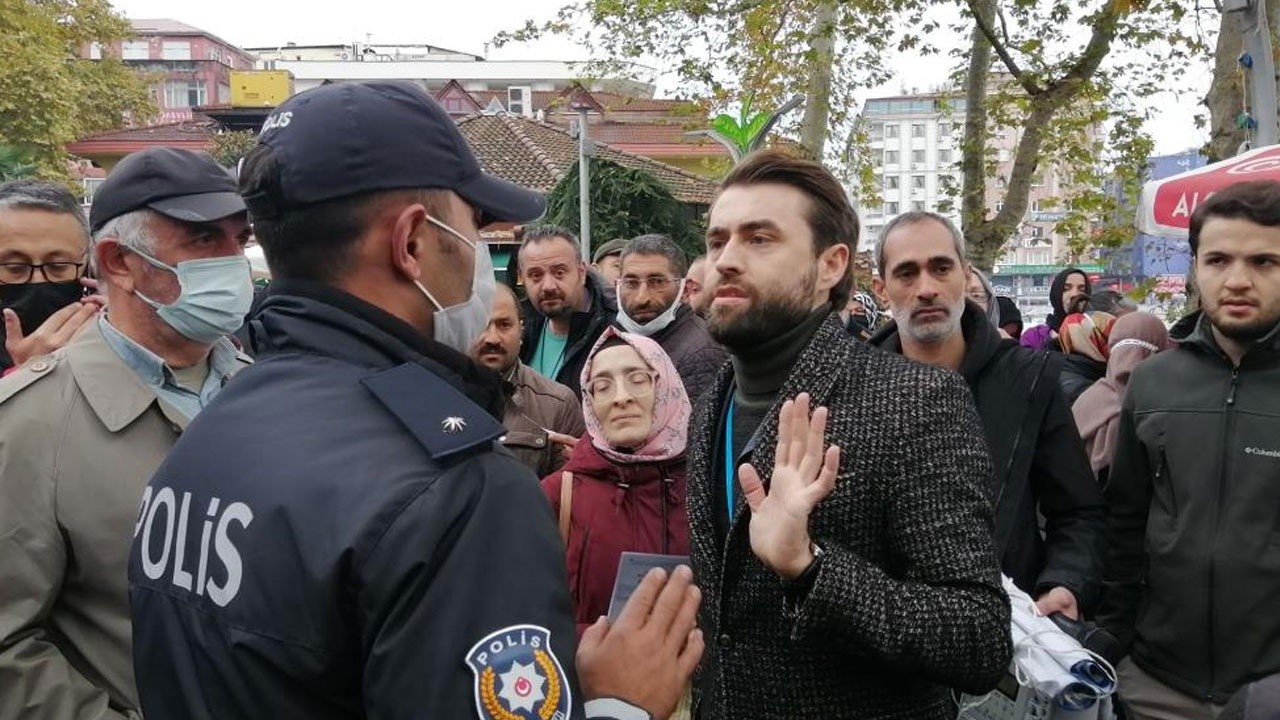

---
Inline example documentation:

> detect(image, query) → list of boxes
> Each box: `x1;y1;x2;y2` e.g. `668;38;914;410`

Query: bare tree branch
965;0;1042;95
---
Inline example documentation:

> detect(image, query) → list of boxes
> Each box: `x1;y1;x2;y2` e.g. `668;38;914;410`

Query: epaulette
0;354;62;405
361;362;505;462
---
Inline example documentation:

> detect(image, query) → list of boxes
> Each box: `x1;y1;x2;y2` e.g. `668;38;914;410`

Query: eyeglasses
618;277;676;293
586;369;658;400
0;261;87;285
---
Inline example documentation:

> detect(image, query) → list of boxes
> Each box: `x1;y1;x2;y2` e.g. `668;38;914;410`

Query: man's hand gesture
738;393;840;580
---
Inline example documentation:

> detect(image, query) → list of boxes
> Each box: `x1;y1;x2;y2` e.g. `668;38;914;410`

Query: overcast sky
108;0;1211;157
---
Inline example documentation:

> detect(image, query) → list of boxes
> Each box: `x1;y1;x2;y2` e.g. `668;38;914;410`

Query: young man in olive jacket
1100;180;1280;720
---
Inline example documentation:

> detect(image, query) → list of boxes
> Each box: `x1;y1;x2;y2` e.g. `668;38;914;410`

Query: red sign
1150;145;1280;230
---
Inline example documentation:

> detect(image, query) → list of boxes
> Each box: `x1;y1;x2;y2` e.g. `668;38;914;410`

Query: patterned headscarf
580;327;690;465
1073;312;1170;477
851;290;881;329
1059;311;1117;362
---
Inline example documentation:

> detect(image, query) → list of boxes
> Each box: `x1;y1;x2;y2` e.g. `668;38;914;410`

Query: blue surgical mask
132;250;254;344
414;215;495;355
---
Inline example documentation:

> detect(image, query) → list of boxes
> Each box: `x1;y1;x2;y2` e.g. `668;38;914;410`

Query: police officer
128;81;702;720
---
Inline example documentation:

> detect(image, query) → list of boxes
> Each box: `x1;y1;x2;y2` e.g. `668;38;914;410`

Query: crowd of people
1;78;1278;720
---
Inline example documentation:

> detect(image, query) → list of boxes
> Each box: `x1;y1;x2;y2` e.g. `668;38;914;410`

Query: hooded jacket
520;271;617;397
1099;311;1280;704
871;302;1106;609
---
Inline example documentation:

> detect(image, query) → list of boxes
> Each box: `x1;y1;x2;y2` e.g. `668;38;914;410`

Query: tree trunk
1205;7;1247;162
960;0;996;270
798;0;837;159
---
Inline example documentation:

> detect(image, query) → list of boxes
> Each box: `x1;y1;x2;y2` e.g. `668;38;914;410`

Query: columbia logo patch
1245;446;1280;458
466;624;570;720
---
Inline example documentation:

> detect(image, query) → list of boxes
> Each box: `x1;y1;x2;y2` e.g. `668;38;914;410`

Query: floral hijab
579;327;690;465
1060;311;1117;362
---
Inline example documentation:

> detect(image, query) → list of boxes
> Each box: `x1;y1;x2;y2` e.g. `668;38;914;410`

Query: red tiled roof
70;119;221;144
466;88;698;116
456;114;717;205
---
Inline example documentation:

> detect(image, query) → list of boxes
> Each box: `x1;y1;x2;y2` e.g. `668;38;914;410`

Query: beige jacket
0;321;248;719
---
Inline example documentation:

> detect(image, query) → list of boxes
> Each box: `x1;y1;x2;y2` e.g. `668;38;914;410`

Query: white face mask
414;215;495;355
615;279;685;337
132;250;254;344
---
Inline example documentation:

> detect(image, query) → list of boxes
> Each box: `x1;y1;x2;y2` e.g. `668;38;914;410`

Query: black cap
244;80;545;225
89;148;245;234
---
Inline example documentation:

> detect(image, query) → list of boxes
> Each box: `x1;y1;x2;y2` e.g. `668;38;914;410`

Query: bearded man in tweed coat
690;151;1012;720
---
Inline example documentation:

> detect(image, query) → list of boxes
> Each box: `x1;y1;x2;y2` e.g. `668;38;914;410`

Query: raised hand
3;299;100;368
738;393;840;579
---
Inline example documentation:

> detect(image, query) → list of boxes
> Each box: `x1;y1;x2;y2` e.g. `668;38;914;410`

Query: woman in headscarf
965;268;1001;328
1020;267;1093;351
1057;308;1118;404
541;327;691;636
1072;312;1169;485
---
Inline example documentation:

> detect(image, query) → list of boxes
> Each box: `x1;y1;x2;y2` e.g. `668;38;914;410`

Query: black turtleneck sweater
715;308;831;536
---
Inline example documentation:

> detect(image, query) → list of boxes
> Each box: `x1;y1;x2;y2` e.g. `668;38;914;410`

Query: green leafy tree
0;0;155;178
544;159;704;259
0;145;38;181
209;130;260;169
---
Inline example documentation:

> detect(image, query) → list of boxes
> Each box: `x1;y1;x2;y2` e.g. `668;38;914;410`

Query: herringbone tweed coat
688;315;1012;720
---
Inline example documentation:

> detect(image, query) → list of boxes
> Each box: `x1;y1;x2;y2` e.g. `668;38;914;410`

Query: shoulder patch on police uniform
466;624;571;720
361;362;504;461
0;354;61;405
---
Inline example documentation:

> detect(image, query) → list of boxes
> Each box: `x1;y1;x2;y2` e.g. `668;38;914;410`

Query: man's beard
899;296;965;345
708;270;817;350
536;291;574;321
1210;302;1280;344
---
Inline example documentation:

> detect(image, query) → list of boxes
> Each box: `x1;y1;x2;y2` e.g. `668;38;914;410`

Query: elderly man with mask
615;234;726;402
0;147;253;719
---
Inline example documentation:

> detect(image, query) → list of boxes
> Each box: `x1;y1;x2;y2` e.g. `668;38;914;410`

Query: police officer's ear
389;201;433;283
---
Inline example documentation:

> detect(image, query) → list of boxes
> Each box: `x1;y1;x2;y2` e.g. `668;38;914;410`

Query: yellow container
230;70;294;107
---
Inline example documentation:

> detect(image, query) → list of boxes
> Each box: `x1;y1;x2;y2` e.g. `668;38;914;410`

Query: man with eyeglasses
0;179;101;375
615;234;726;402
0;148;253;719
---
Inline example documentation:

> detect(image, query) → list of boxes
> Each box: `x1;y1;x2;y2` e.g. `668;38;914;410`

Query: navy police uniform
128;282;585;718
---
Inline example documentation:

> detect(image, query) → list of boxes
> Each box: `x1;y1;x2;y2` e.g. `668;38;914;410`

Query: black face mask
0;281;85;335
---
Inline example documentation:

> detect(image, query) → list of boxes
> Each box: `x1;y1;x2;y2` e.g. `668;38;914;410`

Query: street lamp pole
576;105;591;263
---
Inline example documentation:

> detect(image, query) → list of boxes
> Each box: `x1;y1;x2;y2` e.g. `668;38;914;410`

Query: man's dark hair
1189;180;1280;255
0;179;90;242
240;143;446;283
718;150;859;308
519;224;582;259
621;234;688;277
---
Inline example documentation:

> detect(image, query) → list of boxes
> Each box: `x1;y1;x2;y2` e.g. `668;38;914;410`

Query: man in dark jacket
128;81;702;720
869;210;1105;619
1099;180;1280;719
690;151;1010;720
615;234;726;402
519;225;616;396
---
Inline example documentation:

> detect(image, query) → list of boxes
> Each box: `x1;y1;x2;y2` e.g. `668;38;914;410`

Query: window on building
911;201;926;211
164;81;207;108
886;175;900;190
208;47;222;63
869;122;884;140
1031;173;1045;188
884;150;899;165
997;175;1008;188
937;122;951;136
81;178;104;204
161;41;191;60
911;123;925;138
938;149;952;164
122;41;149;60
443;96;469;113
88;43;103;60
998;149;1011;162
911;149;926;164
885;201;900;215
911;175;926;190
885;124;900;139
1030;199;1041;212
1030;225;1045;238
218;84;231;104
995;201;1005;213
